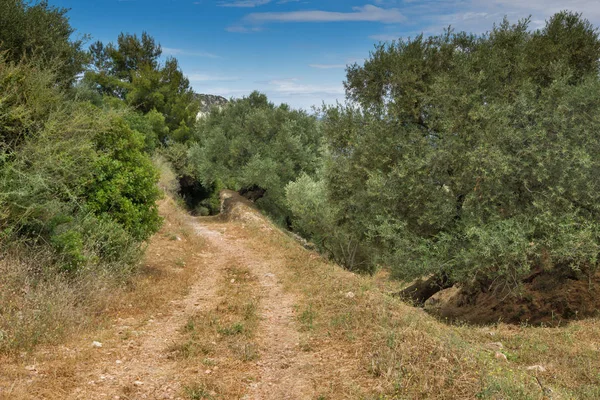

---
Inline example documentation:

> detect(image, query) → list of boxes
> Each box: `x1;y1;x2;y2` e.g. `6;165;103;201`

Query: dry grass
234;216;600;399
0;196;200;355
0;195;205;397
2;192;599;399
173;261;262;399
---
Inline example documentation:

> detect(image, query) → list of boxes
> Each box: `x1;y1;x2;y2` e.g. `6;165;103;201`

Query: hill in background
195;93;229;119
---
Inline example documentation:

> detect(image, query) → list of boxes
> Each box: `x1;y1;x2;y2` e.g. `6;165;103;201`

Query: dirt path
243;256;314;399
15;210;318;400
0;192;339;399
64;220;228;400
193;220;318;399
4;193;600;399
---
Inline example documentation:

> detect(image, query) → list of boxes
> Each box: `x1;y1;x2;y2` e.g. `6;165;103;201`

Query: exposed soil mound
218;189;263;223
427;270;600;325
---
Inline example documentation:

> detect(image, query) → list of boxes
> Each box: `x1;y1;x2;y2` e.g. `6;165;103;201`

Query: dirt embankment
423;270;600;325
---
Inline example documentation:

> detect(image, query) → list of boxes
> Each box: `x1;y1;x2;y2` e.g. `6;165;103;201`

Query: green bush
84;113;162;241
0;56;61;149
85;32;198;142
50;229;86;272
0;0;88;88
285;174;331;241
123;108;169;152
0;56;161;272
285;174;371;271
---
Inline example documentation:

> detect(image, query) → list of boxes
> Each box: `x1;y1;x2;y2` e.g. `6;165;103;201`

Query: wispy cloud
267;78;344;96
226;25;264;33
367;0;600;40
368;33;401;41
194;87;249;96
162;47;220;58
187;73;240;82
218;0;303;6
243;5;405;24
309;64;346;69
218;0;272;7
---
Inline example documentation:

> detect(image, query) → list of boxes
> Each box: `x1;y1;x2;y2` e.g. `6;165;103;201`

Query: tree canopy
188;92;322;223
85;32;198;143
286;12;600;288
0;2;164;273
0;0;88;88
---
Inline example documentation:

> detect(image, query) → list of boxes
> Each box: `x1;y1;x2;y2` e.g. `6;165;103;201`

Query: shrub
0;56;61;149
152;154;180;196
0;58;161;271
0;0;88;88
84;113;162;241
188;91;322;224
285;174;371;272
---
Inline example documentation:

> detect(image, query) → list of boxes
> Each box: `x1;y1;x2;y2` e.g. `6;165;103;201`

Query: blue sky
52;0;600;110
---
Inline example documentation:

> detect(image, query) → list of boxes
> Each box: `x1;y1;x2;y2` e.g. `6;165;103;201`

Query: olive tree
318;12;600;289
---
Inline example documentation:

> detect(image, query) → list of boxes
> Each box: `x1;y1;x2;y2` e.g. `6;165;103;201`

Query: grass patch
237;211;600;399
297;304;316;331
218;322;245;336
0;196;203;357
171;262;261;398
172;266;260;361
183;383;216;399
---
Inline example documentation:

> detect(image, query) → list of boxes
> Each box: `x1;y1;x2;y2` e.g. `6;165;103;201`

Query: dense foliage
0;0;88;88
0;1;165;274
288;12;600;288
0;58;162;272
187;92;322;223
2;0;599;300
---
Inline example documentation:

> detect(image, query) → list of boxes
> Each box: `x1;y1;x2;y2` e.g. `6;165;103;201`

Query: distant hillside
195;94;229;119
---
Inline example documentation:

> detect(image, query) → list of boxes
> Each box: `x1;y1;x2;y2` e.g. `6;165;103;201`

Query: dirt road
1;195;323;399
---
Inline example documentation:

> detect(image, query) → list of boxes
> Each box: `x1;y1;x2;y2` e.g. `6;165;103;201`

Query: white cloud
187;73;240;82
226;25;264;33
422;0;600;33
487;0;600;18
369;33;401;41
267;78;344;96
368;0;600;43
194;87;249;96
309;64;347;69
218;0;302;6
219;0;272;7
162;47;220;58
244;5;405;24
191;77;345;110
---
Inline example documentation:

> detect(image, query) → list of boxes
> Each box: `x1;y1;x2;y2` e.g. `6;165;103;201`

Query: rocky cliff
195;94;229;119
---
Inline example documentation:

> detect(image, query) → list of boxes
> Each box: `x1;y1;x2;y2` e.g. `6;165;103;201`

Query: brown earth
424;270;600;326
0;192;365;399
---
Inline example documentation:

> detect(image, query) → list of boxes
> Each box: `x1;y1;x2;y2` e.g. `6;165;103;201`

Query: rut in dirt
193;218;319;399
65;209;319;400
65;219;227;400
